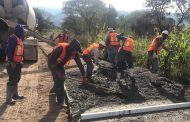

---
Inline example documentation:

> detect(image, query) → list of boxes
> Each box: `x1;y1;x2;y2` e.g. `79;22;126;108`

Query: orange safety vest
55;43;75;65
6;34;24;62
83;43;99;55
122;38;135;52
109;32;119;46
58;33;69;43
148;36;163;54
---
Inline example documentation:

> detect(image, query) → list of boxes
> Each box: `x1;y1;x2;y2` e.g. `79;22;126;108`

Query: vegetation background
33;0;190;83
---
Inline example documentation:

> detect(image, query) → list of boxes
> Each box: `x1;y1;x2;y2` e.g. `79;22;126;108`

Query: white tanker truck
0;0;40;61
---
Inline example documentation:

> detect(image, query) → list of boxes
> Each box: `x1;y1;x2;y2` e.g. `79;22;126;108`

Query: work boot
80;76;88;85
50;87;56;93
6;86;16;105
87;78;94;83
56;101;67;109
12;85;24;100
116;72;121;82
129;68;135;82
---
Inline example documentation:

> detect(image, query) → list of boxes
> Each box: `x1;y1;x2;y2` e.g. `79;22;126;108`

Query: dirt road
0;47;68;122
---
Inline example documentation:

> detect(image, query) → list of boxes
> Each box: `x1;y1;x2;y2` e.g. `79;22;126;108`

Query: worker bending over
82;41;106;83
116;34;136;81
147;30;170;73
48;39;86;107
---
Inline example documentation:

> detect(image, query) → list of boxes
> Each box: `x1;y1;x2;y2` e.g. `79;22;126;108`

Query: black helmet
68;39;82;53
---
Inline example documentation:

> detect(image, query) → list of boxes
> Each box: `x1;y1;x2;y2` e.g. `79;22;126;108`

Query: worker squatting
4;24;170;107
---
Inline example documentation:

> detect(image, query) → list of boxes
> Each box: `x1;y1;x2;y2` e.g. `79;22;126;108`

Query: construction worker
5;24;25;105
48;39;86;107
116;34;136;81
147;30;170;73
82;41;106;82
105;28;119;65
53;29;70;44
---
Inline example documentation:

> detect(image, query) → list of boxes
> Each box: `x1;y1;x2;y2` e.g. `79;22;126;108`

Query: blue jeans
107;46;119;65
50;65;65;103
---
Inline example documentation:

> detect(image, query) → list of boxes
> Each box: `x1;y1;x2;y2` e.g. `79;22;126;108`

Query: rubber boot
50;86;56;93
116;72;121;81
6;86;16;105
129;68;135;82
12;85;24;100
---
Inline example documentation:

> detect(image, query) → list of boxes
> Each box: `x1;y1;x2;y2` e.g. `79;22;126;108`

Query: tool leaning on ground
65;76;124;97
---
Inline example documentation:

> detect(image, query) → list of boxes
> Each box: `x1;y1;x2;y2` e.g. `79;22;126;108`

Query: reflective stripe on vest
148;36;163;54
109;32;119;46
6;34;24;62
83;43;99;55
122;38;135;52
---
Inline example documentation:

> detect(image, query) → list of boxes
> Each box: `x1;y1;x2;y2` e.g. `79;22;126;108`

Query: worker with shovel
147;30;170;73
82;41;106;83
116;33;136;82
48;39;86;107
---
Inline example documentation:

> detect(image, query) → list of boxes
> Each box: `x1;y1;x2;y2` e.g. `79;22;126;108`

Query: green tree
33;8;54;33
175;0;190;27
63;0;117;41
145;0;172;31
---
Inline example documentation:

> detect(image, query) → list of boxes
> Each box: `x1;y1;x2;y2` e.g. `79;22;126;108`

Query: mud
65;67;190;121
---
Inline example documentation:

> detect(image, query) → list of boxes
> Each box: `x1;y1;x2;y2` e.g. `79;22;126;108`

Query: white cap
108;28;114;32
99;41;106;46
162;30;169;35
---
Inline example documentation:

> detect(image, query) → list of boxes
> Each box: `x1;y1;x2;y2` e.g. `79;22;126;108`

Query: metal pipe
80;102;190;121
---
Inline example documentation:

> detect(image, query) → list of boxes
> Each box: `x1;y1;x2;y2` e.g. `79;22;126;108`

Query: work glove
57;57;62;64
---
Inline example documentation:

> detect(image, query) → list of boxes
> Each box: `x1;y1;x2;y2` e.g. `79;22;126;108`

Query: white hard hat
108;28;114;32
99;41;106;47
162;30;169;35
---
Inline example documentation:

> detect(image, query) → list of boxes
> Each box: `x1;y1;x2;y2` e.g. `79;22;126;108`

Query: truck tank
0;0;38;61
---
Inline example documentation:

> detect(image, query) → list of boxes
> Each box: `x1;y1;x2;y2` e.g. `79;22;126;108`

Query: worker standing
105;28;119;65
53;29;70;44
116;34;136;81
48;39;86;107
147;30;170;73
5;24;25;105
82;41;106;83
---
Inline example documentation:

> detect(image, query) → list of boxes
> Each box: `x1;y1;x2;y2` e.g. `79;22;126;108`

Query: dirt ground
0;47;68;122
1;41;190;122
65;67;190;122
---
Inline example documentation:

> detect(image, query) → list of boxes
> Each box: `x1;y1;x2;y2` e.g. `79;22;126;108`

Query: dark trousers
6;63;21;86
107;46;119;65
147;51;158;73
50;65;65;103
117;50;133;73
83;55;94;79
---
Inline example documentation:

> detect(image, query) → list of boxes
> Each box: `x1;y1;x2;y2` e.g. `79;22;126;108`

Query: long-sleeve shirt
48;46;85;76
5;35;17;61
6;24;24;62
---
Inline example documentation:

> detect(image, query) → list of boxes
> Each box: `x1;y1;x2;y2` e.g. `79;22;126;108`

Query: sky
27;0;146;12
